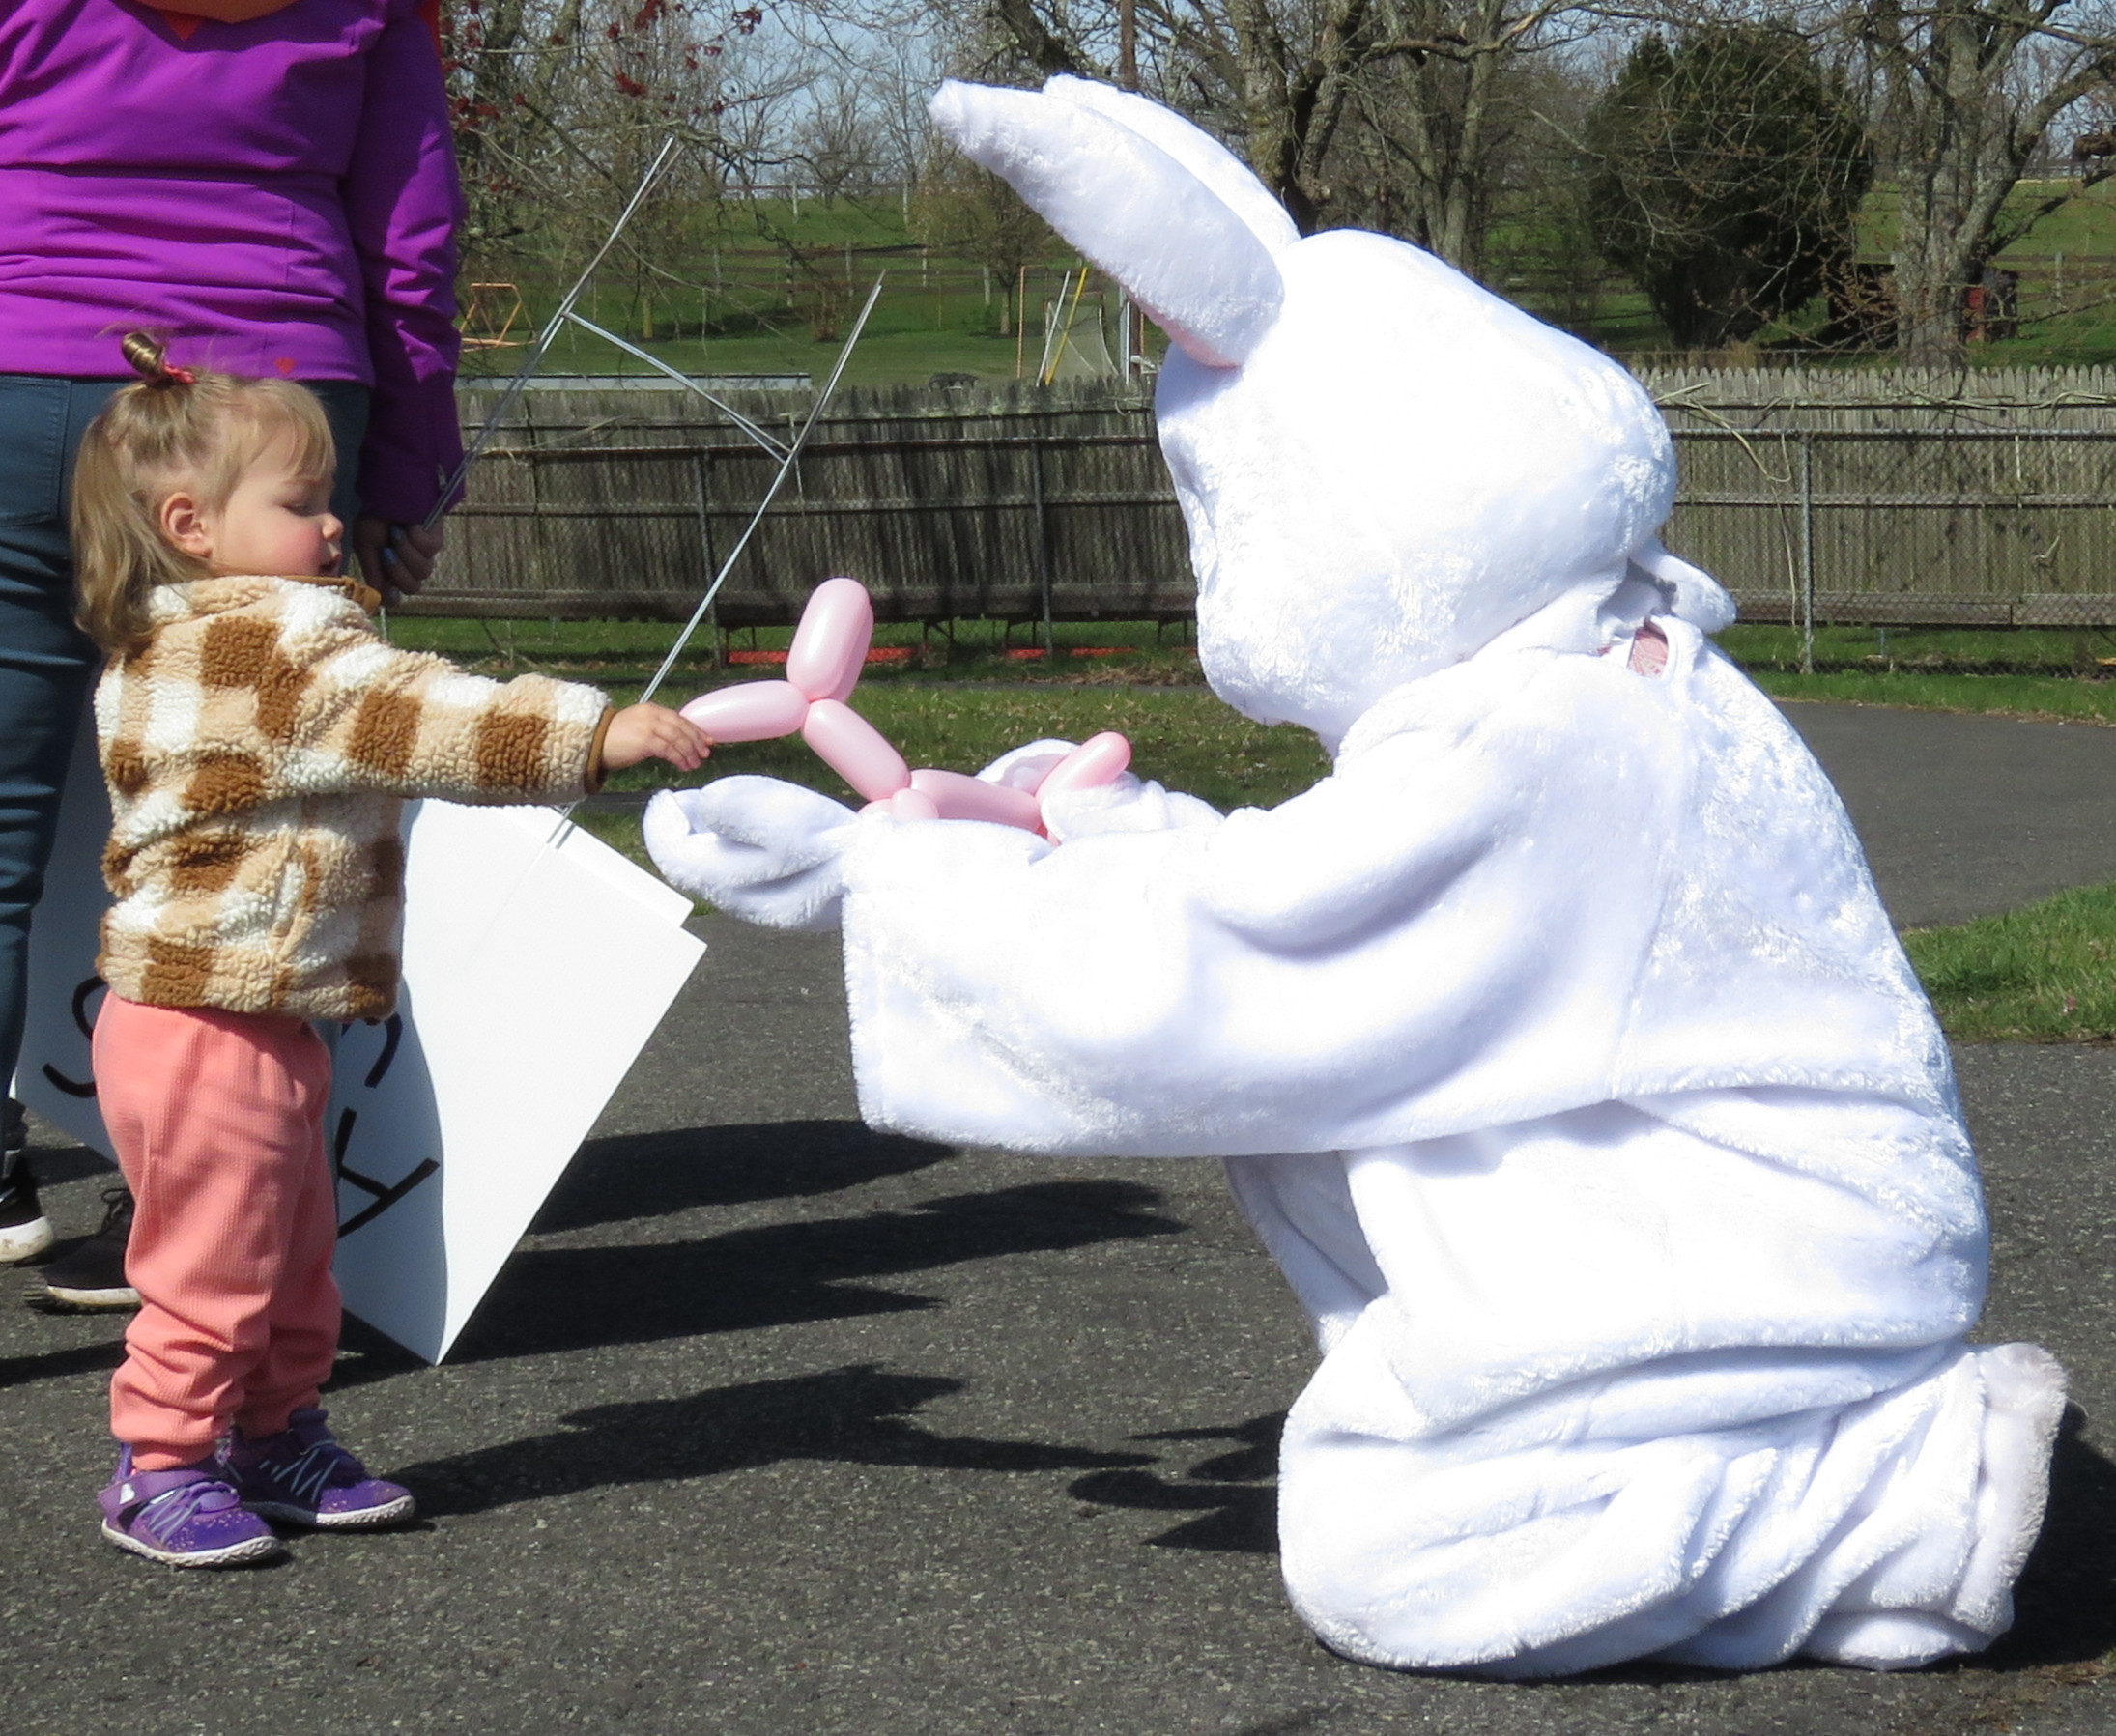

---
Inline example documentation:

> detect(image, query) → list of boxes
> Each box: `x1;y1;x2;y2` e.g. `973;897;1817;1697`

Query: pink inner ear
1132;297;1248;371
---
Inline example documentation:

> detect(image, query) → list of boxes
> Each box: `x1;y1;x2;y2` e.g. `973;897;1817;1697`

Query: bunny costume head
931;76;1729;743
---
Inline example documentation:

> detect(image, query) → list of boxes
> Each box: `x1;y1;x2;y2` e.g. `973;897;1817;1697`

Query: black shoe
0;1098;52;1265
30;1184;138;1311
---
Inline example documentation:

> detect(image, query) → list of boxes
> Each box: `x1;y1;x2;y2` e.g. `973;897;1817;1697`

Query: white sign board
14;721;116;1156
16;734;703;1362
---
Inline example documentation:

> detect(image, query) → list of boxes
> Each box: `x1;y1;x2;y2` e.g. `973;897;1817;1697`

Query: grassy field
1859;178;2116;368
459;174;2116;379
461;193;1152;388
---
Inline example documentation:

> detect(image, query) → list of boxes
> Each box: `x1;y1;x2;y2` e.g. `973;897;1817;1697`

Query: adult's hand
351;516;444;602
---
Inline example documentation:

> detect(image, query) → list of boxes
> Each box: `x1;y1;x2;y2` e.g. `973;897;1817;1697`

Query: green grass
1721;623;2116;673
388;615;2116;736
597;685;1326;811
461;191;1151;387
386;615;1208;688
1905;884;2116;1042
560;682;1328;868
1716;624;2116;724
492;319;1037;389
1745;667;2116;724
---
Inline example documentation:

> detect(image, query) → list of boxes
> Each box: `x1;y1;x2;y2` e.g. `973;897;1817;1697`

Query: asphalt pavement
6;700;2116;1735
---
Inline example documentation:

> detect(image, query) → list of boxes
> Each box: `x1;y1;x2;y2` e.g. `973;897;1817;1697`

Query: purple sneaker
220;1408;415;1530
99;1449;285;1568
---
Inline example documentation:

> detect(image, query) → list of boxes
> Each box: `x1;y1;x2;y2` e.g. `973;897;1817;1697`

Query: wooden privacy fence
415;382;1187;628
404;370;2116;630
1654;368;2116;629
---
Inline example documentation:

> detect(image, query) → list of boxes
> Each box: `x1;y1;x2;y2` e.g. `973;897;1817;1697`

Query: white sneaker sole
100;1520;285;1569
34;1280;140;1311
0;1215;53;1263
245;1492;416;1530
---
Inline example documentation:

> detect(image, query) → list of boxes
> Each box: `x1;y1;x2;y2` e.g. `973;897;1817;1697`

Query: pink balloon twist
679;577;1131;833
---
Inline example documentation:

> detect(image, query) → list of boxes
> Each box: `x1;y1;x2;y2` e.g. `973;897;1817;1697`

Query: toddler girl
70;335;708;1567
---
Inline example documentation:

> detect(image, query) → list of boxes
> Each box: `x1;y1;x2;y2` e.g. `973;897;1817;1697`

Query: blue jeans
0;376;369;1100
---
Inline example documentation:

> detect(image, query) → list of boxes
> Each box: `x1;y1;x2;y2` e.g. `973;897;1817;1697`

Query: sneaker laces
257;1437;363;1502
131;1474;240;1535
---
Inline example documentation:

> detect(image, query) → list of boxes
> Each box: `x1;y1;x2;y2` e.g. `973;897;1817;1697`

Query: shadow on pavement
530;1120;950;1234
394;1362;1157;1517
0;1336;124;1392
1981;1406;2116;1668
1070;1412;1283;1553
19;1144;117;1188
1066;1406;2116;1678
443;1179;1186;1364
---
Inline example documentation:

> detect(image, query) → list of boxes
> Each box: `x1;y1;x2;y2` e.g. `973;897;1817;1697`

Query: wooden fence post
1031;441;1055;658
1798;429;1816;674
691;450;718;668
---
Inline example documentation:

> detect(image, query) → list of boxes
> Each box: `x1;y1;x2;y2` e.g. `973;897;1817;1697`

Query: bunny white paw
643;776;857;931
1040;773;1221;843
978;738;1080;791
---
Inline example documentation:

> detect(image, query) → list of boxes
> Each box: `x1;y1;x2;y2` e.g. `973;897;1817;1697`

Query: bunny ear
929;80;1284;369
1040;76;1301;259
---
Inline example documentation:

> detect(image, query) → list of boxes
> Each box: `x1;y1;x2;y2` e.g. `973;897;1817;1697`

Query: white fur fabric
643;777;854;932
828;613;2066;1674
931;80;1284;367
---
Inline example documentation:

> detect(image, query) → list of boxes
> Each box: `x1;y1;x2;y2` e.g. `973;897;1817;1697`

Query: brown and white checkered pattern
96;574;611;1020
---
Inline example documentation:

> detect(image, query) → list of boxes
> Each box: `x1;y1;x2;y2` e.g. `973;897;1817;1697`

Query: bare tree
441;0;798;289
1328;0;1586;275
908;150;1057;331
1837;0;2116;365
947;0;1585;261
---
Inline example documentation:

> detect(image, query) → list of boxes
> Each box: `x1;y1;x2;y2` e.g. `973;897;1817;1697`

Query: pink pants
93;995;339;1471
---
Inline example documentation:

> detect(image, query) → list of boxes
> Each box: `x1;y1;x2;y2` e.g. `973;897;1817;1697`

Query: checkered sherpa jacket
97;574;613;1021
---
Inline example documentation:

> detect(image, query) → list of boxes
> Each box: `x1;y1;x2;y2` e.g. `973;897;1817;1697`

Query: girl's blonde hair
71;333;336;655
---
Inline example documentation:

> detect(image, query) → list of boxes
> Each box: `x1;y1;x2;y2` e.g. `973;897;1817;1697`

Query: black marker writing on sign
331;1014;439;1238
41;975;105;1098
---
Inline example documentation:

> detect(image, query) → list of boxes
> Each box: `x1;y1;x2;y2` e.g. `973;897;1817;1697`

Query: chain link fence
1654;369;2116;630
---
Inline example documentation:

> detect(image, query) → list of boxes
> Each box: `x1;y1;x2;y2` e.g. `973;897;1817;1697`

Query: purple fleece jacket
0;0;465;523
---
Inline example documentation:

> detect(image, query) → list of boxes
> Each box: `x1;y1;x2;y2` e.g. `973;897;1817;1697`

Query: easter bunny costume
645;78;2066;1676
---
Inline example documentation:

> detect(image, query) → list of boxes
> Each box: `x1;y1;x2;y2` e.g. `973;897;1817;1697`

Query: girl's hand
351;517;445;601
603;703;712;774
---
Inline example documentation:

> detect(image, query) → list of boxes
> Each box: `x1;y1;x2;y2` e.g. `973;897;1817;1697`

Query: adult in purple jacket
0;0;464;1286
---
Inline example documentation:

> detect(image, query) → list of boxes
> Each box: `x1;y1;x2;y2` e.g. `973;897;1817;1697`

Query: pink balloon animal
678;578;1131;833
